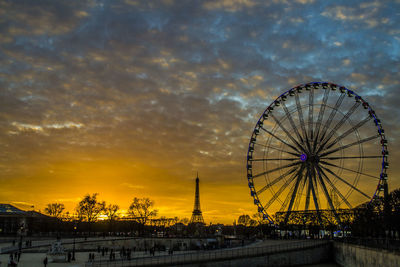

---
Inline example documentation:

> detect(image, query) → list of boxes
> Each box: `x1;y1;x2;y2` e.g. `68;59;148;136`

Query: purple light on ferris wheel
300;154;307;162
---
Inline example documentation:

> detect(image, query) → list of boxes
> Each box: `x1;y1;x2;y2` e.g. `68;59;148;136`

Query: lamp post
72;223;77;261
18;223;25;254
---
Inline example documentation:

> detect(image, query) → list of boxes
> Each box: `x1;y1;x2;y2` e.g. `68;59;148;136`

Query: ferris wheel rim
246;81;388;224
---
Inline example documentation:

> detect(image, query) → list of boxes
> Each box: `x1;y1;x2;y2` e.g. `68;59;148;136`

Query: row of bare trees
236;213;265;227
44;193;159;225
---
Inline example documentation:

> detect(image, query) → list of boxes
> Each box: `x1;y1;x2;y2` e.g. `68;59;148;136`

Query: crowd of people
95;245;136;261
5;240;176;266
8;251;21;266
86;244;174;263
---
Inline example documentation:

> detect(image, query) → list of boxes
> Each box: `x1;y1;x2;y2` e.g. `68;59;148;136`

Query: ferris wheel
246;82;388;225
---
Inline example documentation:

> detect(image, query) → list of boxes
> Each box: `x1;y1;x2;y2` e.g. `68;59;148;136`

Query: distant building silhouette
190;173;205;224
0;204;53;235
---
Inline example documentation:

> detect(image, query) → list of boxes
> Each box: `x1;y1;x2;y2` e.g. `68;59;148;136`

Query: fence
85;240;330;267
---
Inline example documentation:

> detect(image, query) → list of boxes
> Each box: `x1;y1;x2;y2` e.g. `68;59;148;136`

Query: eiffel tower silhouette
190;173;205;224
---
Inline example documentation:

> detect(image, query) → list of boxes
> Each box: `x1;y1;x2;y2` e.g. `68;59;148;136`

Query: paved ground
1;251;91;267
301;264;339;267
0;236;162;267
0;238;329;267
0;255;341;267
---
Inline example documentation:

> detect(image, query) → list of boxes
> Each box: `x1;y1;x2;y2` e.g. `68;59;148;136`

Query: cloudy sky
0;0;399;224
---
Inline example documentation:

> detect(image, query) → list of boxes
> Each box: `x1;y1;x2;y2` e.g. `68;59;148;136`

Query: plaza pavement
0;238;333;267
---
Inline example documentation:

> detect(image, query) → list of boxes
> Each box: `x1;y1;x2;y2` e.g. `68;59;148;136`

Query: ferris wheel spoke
319;134;380;157
315;165;342;224
284;165;306;224
254;142;299;157
256;167;298;195
260;127;302;154
318;102;361;153
326;116;372;152
313;166;322;210
319;160;379;180
315;165;353;209
270;113;304;152
319;165;371;199
317;93;346;148
250;158;299;162
282;101;304;144
313;89;330;151
321;155;382;160
308;165;323;223
304;169;311;211
280;176;298;212
295;92;310;152
308;87;314;140
313;88;330;152
294;168;308;211
324;116;372;151
251;161;302;179
264;170;299;210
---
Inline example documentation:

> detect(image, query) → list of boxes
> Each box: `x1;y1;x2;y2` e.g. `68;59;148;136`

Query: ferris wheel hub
300;153;319;163
309;154;320;163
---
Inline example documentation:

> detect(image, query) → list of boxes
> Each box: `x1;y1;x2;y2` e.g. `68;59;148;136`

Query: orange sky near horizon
5;157;255;224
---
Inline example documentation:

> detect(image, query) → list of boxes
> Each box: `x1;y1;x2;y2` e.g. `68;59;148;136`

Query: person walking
8;254;17;267
43;256;48;267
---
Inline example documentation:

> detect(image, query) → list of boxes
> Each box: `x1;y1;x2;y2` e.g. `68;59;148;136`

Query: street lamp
72;223;77;261
19;223;25;254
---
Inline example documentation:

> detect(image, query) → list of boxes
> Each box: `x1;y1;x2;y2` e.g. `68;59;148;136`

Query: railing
84;240;330;267
0;236;137;254
335;237;400;252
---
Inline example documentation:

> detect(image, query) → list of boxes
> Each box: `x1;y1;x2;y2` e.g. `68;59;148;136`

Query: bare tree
252;212;267;225
389;188;400;213
158;216;172;227
238;214;257;227
105;204;120;221
44;203;65;219
252;212;266;236
179;217;189;225
63;211;72;222
75;193;106;222
128;197;157;225
104;204;119;232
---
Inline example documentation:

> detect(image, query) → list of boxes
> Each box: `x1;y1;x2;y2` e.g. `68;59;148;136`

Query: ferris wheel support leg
383;181;390;236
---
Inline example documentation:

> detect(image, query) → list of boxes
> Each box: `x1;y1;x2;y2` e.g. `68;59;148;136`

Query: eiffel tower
190;173;205;224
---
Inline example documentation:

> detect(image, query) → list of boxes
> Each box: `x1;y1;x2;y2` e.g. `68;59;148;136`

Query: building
0;204;54;235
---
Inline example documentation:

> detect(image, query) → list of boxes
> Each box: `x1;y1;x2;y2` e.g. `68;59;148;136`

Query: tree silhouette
389;188;400;213
128;197;157;225
179;217;189;225
105;204;120;221
104;204;119;232
75;193;106;222
238;214;257;227
44;203;65;219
